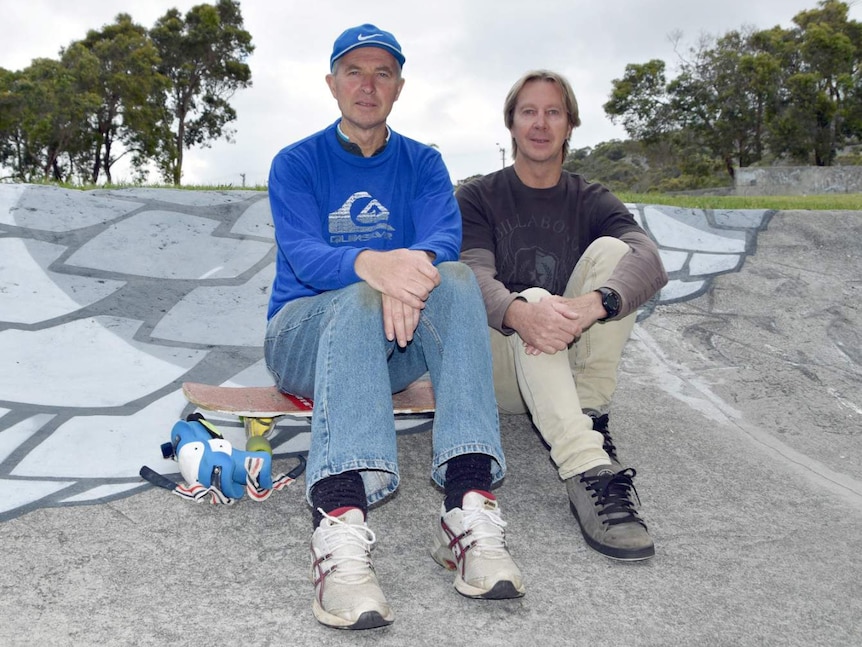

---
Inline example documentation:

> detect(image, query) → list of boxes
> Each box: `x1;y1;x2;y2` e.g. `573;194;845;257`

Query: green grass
20;180;862;210
617;192;862;211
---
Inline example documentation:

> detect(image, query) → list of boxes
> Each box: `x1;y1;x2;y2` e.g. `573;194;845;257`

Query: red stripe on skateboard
283;392;314;411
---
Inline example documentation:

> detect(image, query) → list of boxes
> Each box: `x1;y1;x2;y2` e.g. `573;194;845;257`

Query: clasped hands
506;293;604;356
354;249;440;347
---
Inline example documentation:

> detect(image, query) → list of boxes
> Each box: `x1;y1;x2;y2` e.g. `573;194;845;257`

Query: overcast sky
2;0;861;186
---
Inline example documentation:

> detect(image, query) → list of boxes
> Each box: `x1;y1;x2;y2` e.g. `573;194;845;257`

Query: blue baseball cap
330;24;405;71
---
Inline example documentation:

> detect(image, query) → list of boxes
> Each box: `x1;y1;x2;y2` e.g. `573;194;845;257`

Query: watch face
602;289;620;317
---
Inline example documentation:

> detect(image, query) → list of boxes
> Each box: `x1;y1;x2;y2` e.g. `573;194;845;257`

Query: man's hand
355;249;440;346
355;249;440;307
504;292;605;356
381;294;422;347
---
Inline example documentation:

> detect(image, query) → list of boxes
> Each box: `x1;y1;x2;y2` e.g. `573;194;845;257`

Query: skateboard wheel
246;435;272;455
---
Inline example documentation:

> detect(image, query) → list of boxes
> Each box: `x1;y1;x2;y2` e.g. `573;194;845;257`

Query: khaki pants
490;237;636;480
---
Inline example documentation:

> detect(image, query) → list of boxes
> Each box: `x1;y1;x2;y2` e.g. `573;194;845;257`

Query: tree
563;139;728;194
667;29;781;178
0;68;26;180
2;56;101;182
149;0;253;185
604;1;862;175
773;0;861;164
76;14;168;184
604;59;675;143
564;141;650;192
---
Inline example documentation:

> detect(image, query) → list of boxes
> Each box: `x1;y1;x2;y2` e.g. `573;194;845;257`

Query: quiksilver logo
328;192;394;243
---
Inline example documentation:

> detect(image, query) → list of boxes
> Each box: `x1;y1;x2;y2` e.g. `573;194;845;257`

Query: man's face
326;47;405;136
510;80;572;165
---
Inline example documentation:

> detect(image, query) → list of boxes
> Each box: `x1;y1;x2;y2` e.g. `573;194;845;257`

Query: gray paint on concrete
629;203;773;316
0;186;774;520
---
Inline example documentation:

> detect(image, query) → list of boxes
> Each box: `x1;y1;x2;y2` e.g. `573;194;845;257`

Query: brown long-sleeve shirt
457;166;667;333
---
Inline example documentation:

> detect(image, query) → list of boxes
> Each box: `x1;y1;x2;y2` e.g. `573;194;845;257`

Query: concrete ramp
0;184;859;645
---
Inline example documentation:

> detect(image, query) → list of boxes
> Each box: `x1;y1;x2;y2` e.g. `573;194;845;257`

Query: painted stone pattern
0;185;772;521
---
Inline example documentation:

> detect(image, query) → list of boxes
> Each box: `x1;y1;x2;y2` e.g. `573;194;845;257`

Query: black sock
310;471;367;528
443;453;493;511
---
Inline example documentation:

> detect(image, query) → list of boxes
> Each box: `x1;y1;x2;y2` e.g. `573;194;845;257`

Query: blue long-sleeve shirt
266;121;462;319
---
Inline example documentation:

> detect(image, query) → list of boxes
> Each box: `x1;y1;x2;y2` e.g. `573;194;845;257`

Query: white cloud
2;0;858;184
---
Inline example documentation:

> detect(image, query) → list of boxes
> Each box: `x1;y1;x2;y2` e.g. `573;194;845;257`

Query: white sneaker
430;490;525;599
310;507;394;629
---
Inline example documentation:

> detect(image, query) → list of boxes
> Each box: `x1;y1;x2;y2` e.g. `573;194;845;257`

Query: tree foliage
77;14;168;184
604;59;673;144
563;139;728;194
150;0;254;185
0;1;252;186
0;56;101;182
604;0;862;182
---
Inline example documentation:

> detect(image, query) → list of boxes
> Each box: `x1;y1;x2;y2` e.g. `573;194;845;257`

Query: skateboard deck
182;379;436;418
182;379;436;451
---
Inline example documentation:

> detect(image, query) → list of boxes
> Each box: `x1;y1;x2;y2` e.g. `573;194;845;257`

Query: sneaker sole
569;501;656;561
312;602;394;630
431;543;525;599
455;577;525;599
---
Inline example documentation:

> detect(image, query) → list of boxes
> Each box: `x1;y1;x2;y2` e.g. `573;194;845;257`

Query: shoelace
316;508;376;579
461;504;509;554
581;468;645;528
591;413;618;462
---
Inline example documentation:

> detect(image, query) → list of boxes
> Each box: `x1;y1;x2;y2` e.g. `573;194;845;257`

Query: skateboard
182;379;436;454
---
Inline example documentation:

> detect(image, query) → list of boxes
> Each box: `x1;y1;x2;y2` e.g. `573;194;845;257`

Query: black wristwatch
596;287;621;320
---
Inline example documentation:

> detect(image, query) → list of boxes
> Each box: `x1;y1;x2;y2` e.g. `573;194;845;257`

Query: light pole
496;142;506;169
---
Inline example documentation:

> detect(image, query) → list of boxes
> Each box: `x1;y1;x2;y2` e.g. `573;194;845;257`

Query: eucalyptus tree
667;29;782;178
75;13;168;184
604;0;862;176
149;0;253;185
0;67;26;180
765;0;862;164
604;59;675;144
1;56;101;182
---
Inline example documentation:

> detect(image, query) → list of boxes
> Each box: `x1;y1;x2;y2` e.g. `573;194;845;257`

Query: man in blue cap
264;24;524;630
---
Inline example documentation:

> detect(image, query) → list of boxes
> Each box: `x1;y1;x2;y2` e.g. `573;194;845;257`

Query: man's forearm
461;247;518;333
605;231;669;317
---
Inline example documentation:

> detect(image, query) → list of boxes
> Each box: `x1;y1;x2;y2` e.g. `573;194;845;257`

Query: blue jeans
264;261;504;506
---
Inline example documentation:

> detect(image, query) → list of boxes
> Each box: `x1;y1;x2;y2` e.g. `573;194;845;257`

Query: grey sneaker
566;466;654;561
430;490;525;599
310;507;394;629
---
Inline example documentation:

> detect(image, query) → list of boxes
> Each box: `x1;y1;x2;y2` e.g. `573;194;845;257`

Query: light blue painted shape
0;478;76;514
644;206;747;253
12;391;187;479
0;317;207;407
0;414;54;462
1;238;124;325
231;197;276;238
60;482;148;504
660;279;706;301
658;249;689;273
4;184;142;231
152;266;271;346
65;211;272;280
